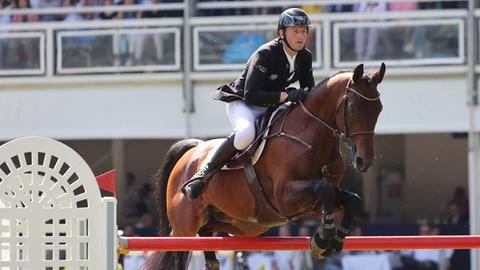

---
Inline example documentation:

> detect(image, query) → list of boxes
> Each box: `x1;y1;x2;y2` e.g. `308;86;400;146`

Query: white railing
0;31;45;76
0;18;182;78
332;18;465;68
0;2;477;81
56;27;181;74
193;23;322;71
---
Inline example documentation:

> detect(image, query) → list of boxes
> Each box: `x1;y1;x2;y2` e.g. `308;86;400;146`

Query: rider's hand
287;88;308;103
279;92;289;103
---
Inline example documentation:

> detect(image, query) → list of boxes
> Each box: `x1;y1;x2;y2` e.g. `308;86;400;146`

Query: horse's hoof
309;233;333;260
204;260;220;270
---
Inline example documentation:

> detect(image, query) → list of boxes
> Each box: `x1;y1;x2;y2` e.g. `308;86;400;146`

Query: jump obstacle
0;137;479;270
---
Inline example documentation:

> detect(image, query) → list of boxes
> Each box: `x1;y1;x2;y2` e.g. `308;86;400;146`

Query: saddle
226;103;289;169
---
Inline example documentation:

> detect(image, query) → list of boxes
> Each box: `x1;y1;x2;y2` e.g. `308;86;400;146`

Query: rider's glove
286;88;308;103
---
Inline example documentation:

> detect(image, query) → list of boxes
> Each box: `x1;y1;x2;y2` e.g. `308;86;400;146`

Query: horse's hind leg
332;189;362;251
167;200;210;269
199;230;220;270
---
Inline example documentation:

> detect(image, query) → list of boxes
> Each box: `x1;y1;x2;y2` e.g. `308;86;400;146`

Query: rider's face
281;26;308;52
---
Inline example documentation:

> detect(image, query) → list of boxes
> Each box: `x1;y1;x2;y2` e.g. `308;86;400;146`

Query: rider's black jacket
212;38;315;107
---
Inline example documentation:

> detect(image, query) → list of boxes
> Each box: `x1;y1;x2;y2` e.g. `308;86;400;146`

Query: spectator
388;1;418;11
134;213;157;236
272;225;295;270
98;0;120;67
112;0;140;66
10;0;39;69
133;0;166;65
82;0;99;20
449;186;469;219
37;0;62;21
11;0;39;23
387;1;420;57
441;1;467;9
60;0;96;67
445;201;468;226
341;224;400;270
61;0;83;22
123;172;140;222
444;197;470;270
0;0;12;69
1;1;12;23
290;225;313;270
98;0;118;20
134;183;158;222
302;4;322;14
157;0;182;17
122;223;138;237
324;4;353;13
354;0;387;61
400;223;452;270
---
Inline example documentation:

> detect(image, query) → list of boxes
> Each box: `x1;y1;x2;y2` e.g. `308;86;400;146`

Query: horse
143;63;385;270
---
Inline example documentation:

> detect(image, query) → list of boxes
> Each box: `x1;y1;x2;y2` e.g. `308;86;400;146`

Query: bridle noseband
300;79;380;149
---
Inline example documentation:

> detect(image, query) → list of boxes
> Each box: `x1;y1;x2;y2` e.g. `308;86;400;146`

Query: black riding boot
183;134;238;201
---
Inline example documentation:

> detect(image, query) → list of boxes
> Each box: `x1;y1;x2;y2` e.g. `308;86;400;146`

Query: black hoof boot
309;233;333;260
332;236;345;251
184;179;206;200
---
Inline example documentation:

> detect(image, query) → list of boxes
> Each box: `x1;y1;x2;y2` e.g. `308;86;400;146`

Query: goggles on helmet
279;14;311;28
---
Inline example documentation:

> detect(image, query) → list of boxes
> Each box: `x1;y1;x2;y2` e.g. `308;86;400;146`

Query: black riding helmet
278;8;311;31
277;8;311;52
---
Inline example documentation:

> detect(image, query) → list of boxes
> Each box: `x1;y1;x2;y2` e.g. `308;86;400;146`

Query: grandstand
0;0;478;269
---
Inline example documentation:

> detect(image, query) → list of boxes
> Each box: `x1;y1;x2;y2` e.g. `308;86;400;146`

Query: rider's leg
183;101;264;201
183;134;239;200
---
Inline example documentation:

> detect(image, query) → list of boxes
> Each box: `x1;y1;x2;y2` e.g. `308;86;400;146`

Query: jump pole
119;235;480;253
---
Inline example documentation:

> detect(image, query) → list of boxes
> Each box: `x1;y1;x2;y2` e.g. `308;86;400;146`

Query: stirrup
190;169;207;182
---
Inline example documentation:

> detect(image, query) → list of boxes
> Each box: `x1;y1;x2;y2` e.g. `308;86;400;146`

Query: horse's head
337;63;385;172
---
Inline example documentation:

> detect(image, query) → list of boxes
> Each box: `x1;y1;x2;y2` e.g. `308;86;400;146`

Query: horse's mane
311;69;352;93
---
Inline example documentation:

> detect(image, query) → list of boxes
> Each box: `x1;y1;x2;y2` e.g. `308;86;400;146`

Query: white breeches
226;101;267;150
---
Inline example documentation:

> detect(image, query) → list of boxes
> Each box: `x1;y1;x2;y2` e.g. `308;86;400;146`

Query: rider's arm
244;50;285;107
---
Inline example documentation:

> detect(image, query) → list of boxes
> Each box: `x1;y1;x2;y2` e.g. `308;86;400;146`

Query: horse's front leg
310;179;337;259
281;179;335;259
331;189;363;251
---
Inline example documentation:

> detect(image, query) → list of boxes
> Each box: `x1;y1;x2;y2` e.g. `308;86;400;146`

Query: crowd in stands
0;0;469;25
0;0;183;24
0;0;471;70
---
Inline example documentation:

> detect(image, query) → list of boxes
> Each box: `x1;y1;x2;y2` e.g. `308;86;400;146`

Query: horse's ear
371;62;386;84
352;64;364;84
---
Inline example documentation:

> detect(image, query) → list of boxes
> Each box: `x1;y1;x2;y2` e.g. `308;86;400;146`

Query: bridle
262;77;380;175
299;79;380;151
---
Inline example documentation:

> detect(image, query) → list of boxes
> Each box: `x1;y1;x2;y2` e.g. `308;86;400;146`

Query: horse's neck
297;75;350;163
307;75;349;126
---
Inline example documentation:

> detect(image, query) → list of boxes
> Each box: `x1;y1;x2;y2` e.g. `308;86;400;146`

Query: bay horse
144;63;385;270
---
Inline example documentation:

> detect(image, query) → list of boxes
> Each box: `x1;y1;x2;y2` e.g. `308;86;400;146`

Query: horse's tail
141;139;203;270
154;138;203;236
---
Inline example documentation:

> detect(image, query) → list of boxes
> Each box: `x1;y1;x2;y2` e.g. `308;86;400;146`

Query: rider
183;8;315;201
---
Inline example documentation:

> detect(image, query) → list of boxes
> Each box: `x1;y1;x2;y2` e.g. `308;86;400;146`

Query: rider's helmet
277;8;311;34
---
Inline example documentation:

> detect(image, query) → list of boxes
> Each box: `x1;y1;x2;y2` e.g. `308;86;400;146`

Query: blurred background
0;0;479;269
